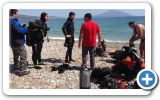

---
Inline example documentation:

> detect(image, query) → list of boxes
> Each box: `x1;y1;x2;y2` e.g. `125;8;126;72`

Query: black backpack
112;46;138;61
26;20;44;46
95;48;104;57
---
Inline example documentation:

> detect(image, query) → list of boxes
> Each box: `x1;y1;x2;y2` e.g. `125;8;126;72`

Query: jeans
82;46;96;69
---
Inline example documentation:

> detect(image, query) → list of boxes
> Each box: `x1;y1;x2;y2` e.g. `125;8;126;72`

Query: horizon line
19;14;145;19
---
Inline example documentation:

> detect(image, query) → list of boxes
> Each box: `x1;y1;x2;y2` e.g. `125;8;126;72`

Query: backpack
95;48;104;57
101;39;106;52
95;40;107;57
26;20;44;46
112;46;138;61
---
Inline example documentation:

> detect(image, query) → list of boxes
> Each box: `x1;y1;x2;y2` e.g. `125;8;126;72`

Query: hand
22;24;28;28
129;41;133;45
78;43;81;48
66;35;71;38
98;42;101;48
47;27;50;31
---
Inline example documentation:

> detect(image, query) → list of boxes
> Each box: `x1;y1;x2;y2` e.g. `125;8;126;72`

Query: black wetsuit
30;19;49;65
62;18;75;61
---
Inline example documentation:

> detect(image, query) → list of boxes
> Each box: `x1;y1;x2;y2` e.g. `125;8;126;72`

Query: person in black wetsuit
62;12;76;63
29;12;50;69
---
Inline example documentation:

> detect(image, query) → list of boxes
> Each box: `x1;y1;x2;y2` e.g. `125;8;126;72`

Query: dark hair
128;21;135;26
84;13;92;20
69;12;75;16
10;9;18;16
40;12;48;22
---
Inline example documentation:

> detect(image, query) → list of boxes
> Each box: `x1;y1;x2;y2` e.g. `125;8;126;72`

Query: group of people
10;9;50;76
10;9;145;76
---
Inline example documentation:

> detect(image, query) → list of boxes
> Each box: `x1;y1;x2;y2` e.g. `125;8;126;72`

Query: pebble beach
9;39;139;89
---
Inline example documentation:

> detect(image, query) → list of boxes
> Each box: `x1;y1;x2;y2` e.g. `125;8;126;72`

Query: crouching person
128;21;145;59
10;9;30;76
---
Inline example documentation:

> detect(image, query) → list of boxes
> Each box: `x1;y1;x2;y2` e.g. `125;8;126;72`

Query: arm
129;33;136;44
78;24;84;48
11;19;28;34
42;23;50;37
97;24;101;47
78;33;83;48
129;27;142;44
62;21;69;37
97;32;102;48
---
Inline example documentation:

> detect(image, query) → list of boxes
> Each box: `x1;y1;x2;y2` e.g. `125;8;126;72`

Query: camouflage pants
11;45;28;70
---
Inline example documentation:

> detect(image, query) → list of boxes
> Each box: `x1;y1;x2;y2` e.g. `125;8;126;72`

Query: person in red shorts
78;13;101;70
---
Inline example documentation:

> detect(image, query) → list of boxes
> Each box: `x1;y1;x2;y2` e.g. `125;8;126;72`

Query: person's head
40;12;48;22
10;9;19;19
128;21;136;29
84;13;92;22
69;12;75;20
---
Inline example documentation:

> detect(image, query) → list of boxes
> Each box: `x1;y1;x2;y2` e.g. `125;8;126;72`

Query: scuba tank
80;68;91;89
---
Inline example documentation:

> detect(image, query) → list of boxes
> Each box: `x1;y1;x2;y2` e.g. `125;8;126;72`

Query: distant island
94;10;144;18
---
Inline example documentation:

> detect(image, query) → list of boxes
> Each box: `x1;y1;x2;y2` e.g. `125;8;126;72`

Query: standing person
29;12;50;69
128;21;145;58
78;13;101;70
10;9;30;76
62;12;76;63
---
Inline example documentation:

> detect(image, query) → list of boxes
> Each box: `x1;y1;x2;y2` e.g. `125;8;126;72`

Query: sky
18;9;145;18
